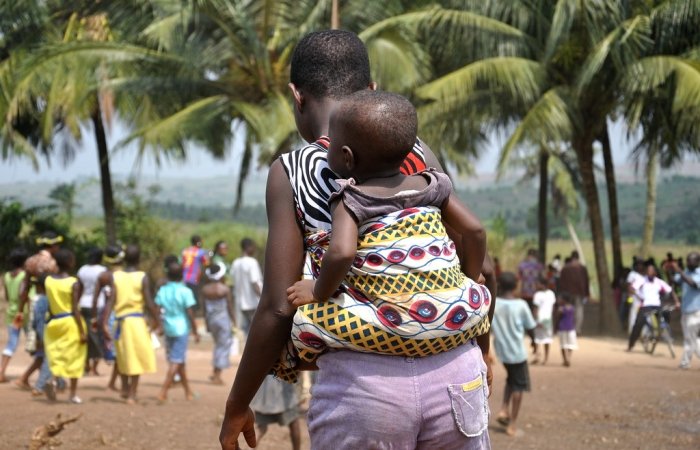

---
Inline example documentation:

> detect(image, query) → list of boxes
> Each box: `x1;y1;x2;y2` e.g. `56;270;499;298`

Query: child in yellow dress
102;245;161;404
44;249;87;404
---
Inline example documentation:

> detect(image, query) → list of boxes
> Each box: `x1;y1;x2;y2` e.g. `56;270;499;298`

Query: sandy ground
0;331;698;450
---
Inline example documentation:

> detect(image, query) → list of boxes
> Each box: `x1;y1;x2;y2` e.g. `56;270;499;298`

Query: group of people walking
0;231;269;406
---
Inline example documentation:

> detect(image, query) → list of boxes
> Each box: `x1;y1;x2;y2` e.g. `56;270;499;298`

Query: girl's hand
286;280;320;307
102;326;112;343
194;333;201;344
79;333;87;344
12;313;23;329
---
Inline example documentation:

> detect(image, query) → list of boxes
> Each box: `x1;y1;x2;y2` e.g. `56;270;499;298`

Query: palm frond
118;95;230;164
417;57;546;112
498;87;574;175
543;0;577;62
623;55;700;126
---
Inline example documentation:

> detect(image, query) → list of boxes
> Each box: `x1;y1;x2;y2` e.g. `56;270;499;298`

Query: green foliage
0;199;100;271
112;180;172;280
486;213;508;259
48;182;77;226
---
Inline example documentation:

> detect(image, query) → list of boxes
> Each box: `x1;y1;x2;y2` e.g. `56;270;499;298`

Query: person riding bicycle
627;264;680;352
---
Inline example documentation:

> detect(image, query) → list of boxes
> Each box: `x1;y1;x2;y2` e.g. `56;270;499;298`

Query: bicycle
640;305;676;358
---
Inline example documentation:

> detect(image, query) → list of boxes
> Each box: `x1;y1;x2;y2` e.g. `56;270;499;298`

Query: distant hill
1;168;697;243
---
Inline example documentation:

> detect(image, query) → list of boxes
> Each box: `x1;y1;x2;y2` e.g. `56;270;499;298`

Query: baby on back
273;90;491;380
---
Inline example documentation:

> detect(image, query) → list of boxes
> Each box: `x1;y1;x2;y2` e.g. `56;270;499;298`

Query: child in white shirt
532;276;556;365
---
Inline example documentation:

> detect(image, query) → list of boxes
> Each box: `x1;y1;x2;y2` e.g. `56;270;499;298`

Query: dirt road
0;335;697;450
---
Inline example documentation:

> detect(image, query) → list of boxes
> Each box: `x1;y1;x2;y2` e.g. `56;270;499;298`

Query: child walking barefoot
491;272;536;437
556;294;578;367
532;276;556;365
101;245;160;404
44;249;87;403
155;260;200;402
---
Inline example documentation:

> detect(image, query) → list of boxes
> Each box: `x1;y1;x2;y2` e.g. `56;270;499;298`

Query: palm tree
3;1;228;242
617;2;700;257
5;10;127;244
414;1;700;332
599;123;622;280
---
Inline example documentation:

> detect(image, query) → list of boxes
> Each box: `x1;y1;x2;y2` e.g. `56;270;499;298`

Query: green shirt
4;270;26;325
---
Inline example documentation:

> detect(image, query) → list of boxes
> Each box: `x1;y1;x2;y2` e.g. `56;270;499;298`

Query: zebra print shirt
279;136;427;233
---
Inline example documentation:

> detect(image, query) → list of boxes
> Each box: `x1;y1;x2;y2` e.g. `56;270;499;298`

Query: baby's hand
287;280;320;307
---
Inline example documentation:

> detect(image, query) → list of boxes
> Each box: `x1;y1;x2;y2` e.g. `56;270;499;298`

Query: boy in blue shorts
491;271;536;437
155;260;199;402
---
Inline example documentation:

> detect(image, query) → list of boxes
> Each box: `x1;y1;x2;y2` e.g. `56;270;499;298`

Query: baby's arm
287;199;359;306
440;193;486;281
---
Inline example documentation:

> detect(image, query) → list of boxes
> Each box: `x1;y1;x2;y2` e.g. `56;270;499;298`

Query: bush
0;200;100;271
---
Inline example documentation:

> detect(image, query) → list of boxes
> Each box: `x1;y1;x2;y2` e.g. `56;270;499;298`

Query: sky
0;117;664;185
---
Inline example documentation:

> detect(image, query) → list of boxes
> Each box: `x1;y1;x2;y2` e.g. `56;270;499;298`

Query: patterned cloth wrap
272;206;491;383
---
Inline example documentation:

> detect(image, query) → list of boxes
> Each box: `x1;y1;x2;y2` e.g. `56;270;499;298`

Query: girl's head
103;245;125;266
166;260;183;282
497;272;518;295
560;293;573;306
205;263;226;282
36;231;63;254
214;240;228;257
646;264;657;280
124;244;140;266
536;275;549;291
328;90;417;180
7;247;29;269
87;247;104;265
163;254;179;269
54;248;75;273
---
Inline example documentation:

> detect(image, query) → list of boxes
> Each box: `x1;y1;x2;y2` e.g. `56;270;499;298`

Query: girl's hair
166;261;182;282
498;272;518;292
124;244;140;265
214;240;226;254
54;248;75;272
163;254;179;269
205;263;226;281
104;245;124;265
7;247;29;269
87;247;104;265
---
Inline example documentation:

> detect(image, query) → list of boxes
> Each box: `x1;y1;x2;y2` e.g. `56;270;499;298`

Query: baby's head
328;90;417;179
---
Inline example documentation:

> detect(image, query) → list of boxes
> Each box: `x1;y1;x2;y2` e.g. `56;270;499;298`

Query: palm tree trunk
234;136;253;214
92;100;116;244
640;144;659;258
600;126;622;280
538;150;549;263
575;134;617;334
331;0;340;29
564;217;585;266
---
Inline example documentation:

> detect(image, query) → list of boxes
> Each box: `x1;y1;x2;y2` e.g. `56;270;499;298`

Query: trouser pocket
448;372;489;437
